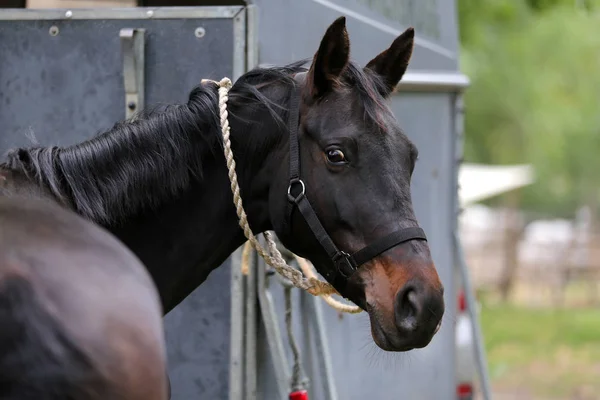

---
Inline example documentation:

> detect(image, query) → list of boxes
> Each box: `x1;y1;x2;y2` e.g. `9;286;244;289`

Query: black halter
285;83;428;296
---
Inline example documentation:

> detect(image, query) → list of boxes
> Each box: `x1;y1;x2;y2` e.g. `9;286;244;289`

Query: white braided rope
293;255;362;314
209;77;338;298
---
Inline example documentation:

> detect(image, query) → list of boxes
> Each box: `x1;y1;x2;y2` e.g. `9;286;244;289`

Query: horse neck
108;85;288;312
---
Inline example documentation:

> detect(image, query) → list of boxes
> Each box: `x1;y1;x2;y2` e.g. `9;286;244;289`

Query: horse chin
366;304;430;353
369;321;417;352
369;320;396;351
365;306;400;352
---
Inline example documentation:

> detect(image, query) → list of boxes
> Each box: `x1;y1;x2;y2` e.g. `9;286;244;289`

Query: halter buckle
287;178;306;203
332;251;357;278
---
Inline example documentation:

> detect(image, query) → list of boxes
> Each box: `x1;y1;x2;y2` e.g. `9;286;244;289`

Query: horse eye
326;149;346;165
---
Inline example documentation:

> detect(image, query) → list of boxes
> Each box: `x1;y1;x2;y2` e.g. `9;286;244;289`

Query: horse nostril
394;285;420;332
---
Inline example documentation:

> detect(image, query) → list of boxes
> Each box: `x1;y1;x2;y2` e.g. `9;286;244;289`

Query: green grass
480;301;600;399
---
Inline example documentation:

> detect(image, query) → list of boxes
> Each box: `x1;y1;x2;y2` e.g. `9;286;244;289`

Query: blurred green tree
458;1;600;218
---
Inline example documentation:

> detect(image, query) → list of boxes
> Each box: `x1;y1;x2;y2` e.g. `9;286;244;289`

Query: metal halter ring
287;179;306;202
332;251;356;278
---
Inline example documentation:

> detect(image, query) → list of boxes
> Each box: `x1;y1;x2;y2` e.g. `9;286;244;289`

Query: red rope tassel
289;390;308;400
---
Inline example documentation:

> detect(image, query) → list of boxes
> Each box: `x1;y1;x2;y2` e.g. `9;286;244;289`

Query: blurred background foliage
458;0;600;218
458;3;600;397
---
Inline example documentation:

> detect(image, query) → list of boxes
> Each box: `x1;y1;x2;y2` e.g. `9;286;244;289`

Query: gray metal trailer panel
0;7;246;399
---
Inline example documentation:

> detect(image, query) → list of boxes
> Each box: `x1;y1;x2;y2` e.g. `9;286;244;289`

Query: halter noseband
285;80;428;296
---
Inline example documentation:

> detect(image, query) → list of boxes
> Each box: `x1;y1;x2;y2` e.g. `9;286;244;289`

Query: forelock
341;62;393;134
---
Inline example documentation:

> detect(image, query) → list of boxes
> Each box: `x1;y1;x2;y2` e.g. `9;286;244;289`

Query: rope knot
218;77;232;89
200;77;232;91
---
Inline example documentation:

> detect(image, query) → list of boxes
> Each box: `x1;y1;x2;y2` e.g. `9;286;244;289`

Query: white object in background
459;163;535;207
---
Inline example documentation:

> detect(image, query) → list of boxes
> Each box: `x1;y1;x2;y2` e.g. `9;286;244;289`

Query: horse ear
365;27;415;97
306;16;350;98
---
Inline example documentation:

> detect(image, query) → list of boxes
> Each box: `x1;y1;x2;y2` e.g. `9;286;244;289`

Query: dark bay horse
0;17;444;353
0;196;168;399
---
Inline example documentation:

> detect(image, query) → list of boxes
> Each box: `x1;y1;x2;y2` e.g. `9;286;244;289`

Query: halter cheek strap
284;83;427;296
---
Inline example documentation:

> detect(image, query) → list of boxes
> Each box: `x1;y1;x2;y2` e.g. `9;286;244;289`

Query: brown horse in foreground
0;196;168;400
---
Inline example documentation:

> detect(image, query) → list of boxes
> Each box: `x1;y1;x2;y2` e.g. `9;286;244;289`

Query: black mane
1;59;389;225
2;85;221;224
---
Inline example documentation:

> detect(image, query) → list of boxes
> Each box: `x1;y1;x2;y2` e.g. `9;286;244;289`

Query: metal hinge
119;28;146;120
